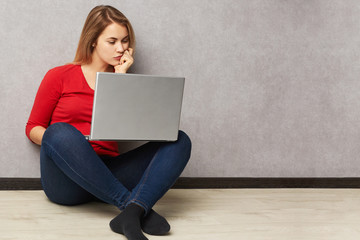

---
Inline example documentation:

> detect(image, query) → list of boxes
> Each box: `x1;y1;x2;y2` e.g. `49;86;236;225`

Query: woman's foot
141;209;170;235
109;203;148;240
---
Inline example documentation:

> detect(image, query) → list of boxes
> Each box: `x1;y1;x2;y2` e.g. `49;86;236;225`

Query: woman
25;5;191;240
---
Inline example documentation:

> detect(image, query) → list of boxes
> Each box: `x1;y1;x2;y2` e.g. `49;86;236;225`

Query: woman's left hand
114;48;134;73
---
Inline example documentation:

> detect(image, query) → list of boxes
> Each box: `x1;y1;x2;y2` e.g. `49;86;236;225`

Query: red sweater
26;64;119;157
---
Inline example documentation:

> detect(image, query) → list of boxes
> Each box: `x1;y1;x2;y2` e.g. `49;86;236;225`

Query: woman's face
93;23;130;67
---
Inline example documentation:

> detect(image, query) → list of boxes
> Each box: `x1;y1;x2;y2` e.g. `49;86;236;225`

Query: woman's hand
29;126;46;146
114;48;134;73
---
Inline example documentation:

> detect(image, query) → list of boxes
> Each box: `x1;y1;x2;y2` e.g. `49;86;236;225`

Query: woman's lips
114;56;122;61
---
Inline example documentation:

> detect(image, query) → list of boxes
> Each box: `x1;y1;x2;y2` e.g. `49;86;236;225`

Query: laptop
86;72;185;141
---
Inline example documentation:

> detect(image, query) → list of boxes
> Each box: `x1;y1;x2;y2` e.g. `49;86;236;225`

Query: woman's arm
29;126;46;146
26;67;62;144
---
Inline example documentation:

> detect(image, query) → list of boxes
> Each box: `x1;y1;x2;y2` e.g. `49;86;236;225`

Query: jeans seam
129;150;160;211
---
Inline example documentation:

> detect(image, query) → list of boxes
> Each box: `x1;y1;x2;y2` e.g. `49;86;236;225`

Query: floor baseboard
1;177;360;190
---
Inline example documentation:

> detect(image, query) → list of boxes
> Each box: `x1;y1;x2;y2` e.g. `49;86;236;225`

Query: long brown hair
73;5;135;64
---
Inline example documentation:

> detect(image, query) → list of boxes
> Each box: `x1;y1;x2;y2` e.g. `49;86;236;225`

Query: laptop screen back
90;72;185;141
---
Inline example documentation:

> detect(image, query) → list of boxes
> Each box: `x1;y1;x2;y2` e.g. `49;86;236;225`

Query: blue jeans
40;122;191;215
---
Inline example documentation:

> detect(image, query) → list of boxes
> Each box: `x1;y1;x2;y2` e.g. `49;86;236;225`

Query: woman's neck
84;53;114;73
82;61;113;73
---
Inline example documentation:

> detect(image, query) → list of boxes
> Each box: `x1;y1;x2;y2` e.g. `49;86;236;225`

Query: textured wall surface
1;0;360;177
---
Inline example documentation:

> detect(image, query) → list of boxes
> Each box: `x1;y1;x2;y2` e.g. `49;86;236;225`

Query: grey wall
1;0;360;178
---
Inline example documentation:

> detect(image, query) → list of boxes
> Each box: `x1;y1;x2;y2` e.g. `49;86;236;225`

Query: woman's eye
108;41;115;45
122;39;129;43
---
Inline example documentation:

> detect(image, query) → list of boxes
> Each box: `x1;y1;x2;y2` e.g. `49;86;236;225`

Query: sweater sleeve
25;68;63;141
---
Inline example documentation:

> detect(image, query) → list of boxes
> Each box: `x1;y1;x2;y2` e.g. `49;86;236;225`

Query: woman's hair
73;5;135;64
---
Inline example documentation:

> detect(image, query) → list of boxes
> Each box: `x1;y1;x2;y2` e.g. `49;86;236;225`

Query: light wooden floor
1;189;360;240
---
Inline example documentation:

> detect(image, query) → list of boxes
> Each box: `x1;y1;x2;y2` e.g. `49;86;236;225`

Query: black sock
109;203;148;240
141;209;170;235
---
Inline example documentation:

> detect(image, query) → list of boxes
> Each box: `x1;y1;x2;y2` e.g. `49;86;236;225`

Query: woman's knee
43;122;81;145
45;122;76;135
178;130;192;153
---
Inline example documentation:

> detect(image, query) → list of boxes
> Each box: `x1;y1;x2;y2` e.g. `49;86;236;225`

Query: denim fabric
40;122;191;215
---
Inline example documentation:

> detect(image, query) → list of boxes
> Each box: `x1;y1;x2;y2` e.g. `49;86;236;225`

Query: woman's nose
116;43;124;52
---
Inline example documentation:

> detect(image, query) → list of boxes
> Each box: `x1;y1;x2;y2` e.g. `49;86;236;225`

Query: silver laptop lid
89;72;185;141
